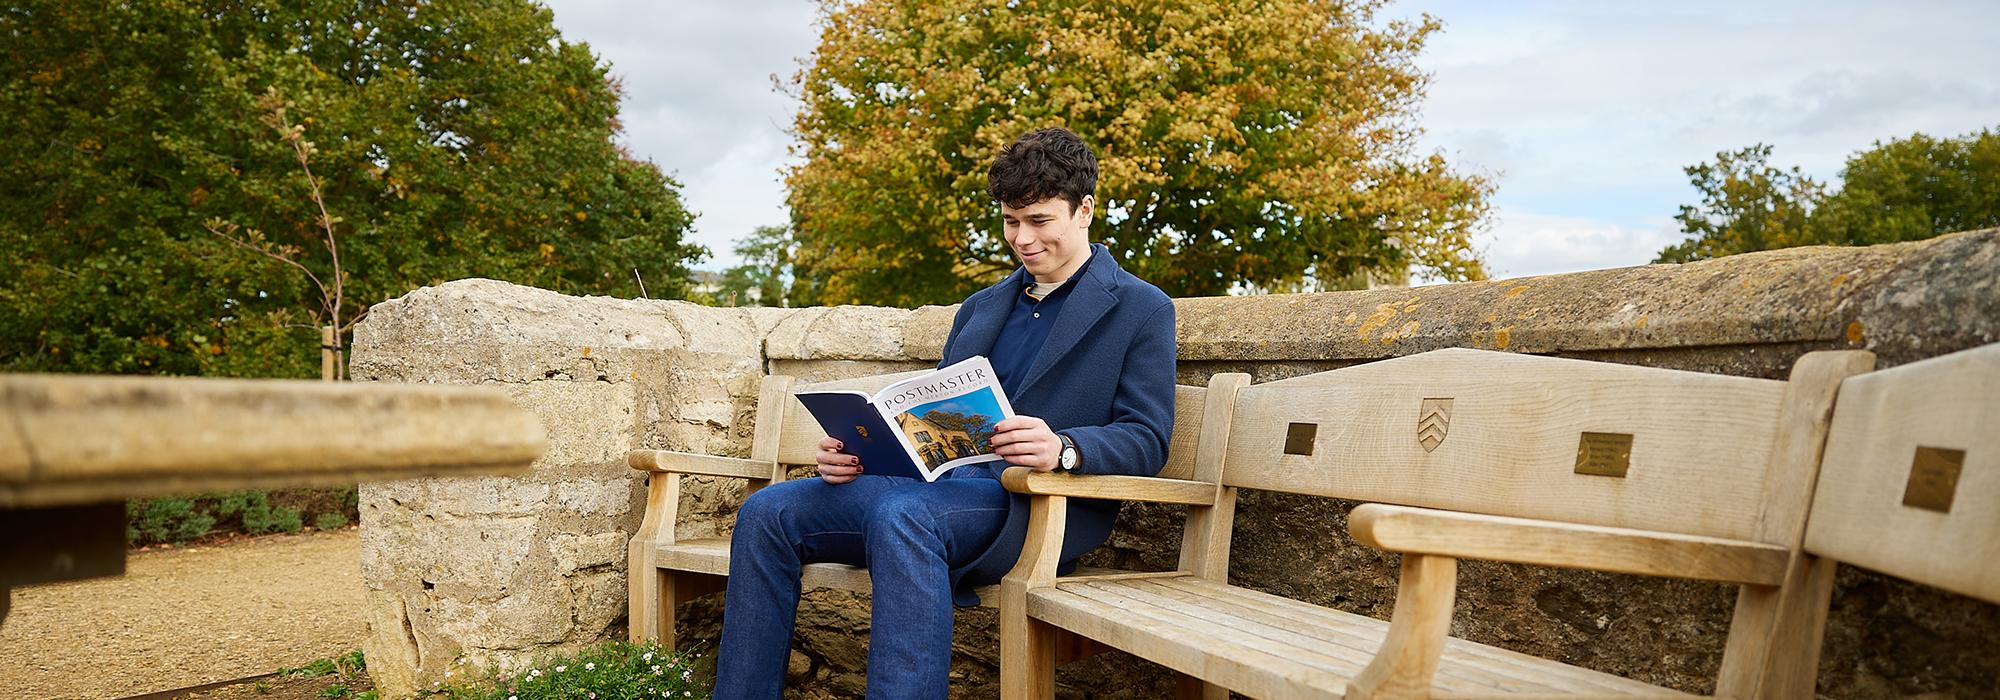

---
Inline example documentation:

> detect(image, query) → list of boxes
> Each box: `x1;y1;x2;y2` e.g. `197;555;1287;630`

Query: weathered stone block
765;305;913;360
552;532;627;575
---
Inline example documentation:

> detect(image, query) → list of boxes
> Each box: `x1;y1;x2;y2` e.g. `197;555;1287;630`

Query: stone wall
353;229;2000;698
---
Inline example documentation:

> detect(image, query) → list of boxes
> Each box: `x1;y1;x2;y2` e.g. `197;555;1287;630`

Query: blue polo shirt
988;252;1094;398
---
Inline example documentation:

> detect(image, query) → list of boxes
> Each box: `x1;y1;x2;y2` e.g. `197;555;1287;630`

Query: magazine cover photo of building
892;390;1006;469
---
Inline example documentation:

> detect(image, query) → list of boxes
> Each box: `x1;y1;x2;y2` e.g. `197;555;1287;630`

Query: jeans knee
865;490;934;543
734;481;808;544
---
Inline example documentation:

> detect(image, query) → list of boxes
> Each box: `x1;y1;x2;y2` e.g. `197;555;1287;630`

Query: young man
716;127;1177;699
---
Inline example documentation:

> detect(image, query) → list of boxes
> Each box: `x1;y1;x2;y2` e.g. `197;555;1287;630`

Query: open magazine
792;356;1016;482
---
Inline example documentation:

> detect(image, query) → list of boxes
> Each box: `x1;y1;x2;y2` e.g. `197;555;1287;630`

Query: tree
1657;129;2000;263
1811;129;2000;246
0;0;704;377
918;410;999;450
715;225;796;307
1655;145;1824;263
784;0;1492;307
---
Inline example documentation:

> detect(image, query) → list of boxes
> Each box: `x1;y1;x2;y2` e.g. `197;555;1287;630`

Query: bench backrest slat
771;371;1207;479
1220;348;1791;541
1805;343;2000;604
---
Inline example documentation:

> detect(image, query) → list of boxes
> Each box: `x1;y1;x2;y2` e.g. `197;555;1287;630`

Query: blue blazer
940;243;1178;606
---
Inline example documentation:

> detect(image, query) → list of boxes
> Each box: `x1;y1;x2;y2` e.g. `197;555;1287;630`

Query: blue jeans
714;467;1010;700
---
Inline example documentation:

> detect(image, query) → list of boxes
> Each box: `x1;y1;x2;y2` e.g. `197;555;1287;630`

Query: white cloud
1478;210;1685;281
540;0;818;266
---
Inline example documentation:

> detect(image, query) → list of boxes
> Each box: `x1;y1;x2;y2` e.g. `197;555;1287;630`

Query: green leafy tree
1655;145;1824;263
915;409;999;448
785;0;1491;307
715;225;795;307
1811;129;2000;246
0;0;703;377
1659;129;1999;263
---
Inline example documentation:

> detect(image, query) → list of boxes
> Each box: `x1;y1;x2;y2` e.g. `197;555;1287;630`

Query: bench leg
659;571;727;651
1000;606;1058;700
628;560;665;643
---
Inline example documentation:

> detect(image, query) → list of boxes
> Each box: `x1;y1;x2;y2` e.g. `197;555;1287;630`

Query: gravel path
0;530;367;700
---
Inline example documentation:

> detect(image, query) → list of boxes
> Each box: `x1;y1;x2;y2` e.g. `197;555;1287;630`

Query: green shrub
127;487;355;546
316;512;351;530
127;497;216;543
424;640;709;700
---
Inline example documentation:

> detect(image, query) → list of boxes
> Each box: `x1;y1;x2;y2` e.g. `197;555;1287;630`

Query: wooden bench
1778;342;2000;696
999;347;1876;699
625;370;1214;649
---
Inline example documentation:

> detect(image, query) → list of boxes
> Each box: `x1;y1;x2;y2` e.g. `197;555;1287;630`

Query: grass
422;640;710;700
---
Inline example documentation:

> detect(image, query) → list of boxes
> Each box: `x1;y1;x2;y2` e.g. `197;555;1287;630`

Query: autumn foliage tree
784;0;1491;306
0;0;703;377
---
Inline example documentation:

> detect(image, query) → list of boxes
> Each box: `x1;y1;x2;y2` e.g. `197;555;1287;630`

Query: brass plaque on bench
1574;432;1633;477
1902;446;1965;514
1284;422;1318;456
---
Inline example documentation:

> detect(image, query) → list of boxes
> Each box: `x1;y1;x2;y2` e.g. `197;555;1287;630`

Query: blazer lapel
1017;246;1120;397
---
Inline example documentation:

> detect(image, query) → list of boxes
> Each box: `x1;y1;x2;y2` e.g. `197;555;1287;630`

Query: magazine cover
793;356;1016;481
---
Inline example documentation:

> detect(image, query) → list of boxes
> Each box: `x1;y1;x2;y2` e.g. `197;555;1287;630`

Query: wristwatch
1057;434;1079;472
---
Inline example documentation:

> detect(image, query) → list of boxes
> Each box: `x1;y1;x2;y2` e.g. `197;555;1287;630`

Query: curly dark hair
986;127;1098;212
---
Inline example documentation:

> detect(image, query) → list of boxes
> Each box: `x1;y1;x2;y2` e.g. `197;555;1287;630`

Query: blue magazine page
791;391;922;480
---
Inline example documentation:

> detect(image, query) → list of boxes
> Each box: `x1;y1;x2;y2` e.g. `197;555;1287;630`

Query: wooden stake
321;325;336;382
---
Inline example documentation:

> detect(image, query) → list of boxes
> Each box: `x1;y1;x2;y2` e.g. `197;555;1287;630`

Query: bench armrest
999;467;1218;506
627;450;778;480
1348;503;1791;586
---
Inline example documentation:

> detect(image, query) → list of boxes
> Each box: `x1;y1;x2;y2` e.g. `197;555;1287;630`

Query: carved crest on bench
1418;398;1453;452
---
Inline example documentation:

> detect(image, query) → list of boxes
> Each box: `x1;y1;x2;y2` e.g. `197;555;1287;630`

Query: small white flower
643;652;654;662
681;669;692;680
585;662;597;671
651;664;662;675
508;696;517;700
529;669;541;678
445;671;454;678
555;665;566;673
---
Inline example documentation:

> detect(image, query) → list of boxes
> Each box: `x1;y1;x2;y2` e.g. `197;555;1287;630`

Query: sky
540;0;2000;281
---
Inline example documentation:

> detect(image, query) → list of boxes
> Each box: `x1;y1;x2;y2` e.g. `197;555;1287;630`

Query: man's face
1001;195;1093;284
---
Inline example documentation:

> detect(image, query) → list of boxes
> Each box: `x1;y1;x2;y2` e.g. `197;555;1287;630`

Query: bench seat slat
1030;575;1692;699
1083;577;1652;697
1142;577;1651;696
1133;577;1563;694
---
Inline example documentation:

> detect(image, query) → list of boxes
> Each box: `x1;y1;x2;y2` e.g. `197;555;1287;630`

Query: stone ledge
352;279;766;385
1171;228;1995;365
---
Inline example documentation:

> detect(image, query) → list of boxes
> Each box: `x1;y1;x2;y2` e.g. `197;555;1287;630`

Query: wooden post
321;325;336;382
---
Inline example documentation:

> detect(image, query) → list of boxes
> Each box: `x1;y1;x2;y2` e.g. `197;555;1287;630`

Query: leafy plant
127;488;353;546
127;497;216;544
316;512;352;530
423;640;709;700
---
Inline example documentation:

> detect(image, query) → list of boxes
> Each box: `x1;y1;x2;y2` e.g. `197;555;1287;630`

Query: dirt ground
0;529;368;700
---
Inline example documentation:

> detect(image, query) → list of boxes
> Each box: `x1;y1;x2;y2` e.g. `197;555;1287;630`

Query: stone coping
364;229;1995;373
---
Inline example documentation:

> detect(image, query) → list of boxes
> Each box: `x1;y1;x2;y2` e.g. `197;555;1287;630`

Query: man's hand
816;436;863;484
991;415;1063;472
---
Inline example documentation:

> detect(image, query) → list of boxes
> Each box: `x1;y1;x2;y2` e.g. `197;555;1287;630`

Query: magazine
792;356;1016;482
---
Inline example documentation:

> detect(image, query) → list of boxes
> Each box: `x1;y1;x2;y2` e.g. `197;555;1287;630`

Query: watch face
1060;446;1077;469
